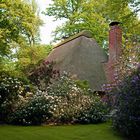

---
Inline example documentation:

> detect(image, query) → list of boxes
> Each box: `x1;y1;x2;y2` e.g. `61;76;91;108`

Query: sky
36;0;64;44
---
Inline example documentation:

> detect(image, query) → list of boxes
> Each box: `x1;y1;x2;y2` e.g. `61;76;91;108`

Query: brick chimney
106;22;122;83
109;22;122;62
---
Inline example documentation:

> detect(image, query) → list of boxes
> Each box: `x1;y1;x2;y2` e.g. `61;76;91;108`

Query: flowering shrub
9;91;53;125
46;74;109;124
8;74;109;125
112;66;140;139
76;95;108;124
0;71;31;123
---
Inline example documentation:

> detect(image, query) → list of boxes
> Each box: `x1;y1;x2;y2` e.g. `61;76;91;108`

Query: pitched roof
46;31;108;91
54;30;93;48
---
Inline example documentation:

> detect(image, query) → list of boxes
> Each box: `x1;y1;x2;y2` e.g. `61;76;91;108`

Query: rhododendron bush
0;71;31;123
8;74;108;125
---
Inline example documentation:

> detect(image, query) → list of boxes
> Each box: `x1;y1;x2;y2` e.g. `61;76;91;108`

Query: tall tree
105;0;140;42
0;0;42;57
45;0;140;50
0;0;43;72
45;0;108;47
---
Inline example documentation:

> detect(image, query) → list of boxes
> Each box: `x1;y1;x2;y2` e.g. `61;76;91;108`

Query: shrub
9;91;53;125
46;74;109;124
8;74;109;125
0;71;31;123
112;67;140;139
76;95;108;124
28;61;59;91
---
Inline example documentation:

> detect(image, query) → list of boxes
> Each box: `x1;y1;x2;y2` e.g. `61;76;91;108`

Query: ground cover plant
0;123;124;140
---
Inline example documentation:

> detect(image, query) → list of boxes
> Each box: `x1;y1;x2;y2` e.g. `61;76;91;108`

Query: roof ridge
54;30;92;49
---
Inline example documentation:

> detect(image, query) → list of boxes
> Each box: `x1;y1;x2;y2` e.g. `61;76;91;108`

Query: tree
0;0;44;74
24;0;43;46
45;0;109;47
105;0;140;44
16;44;52;74
0;0;42;59
45;0;140;50
106;0;140;17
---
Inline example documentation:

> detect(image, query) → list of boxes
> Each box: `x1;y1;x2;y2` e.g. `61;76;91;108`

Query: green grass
0;123;125;140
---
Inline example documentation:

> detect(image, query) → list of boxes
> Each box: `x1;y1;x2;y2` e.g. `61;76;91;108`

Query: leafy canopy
0;0;42;58
45;0;140;50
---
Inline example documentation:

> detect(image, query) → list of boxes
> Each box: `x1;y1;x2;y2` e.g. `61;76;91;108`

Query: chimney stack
109;21;122;62
106;22;122;83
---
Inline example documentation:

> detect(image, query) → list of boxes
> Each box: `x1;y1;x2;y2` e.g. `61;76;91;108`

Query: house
46;22;122;91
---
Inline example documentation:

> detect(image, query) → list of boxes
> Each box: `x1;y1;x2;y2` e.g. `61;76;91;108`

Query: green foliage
16;45;53;74
45;0;108;47
112;67;140;139
0;0;42;55
75;80;90;90
105;0;140;45
0;0;43;73
106;0;140;19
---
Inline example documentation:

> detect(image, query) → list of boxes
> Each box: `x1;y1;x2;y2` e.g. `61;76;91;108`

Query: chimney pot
109;21;121;26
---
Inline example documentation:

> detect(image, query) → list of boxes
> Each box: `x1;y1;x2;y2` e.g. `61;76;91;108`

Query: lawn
0;123;125;140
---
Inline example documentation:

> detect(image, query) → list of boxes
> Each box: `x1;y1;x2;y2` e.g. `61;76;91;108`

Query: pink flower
45;61;50;65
